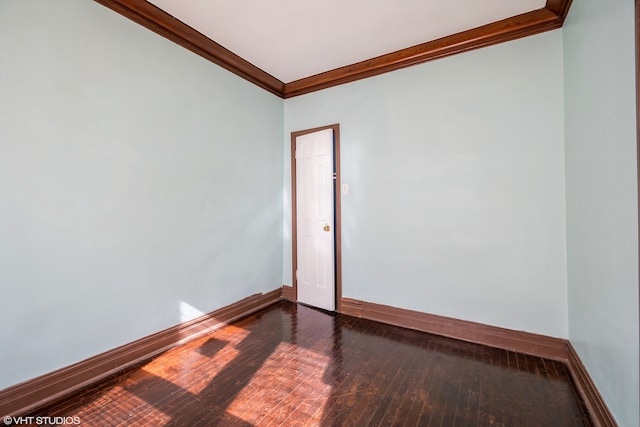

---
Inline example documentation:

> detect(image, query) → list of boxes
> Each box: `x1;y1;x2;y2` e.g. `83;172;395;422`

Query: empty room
0;0;638;426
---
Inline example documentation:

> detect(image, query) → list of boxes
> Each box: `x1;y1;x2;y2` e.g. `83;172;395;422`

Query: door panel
295;128;335;311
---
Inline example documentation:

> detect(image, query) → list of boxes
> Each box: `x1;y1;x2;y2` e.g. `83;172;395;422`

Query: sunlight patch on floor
226;341;333;425
141;326;250;395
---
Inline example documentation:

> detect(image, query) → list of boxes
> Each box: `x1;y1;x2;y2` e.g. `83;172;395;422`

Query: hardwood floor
33;301;591;426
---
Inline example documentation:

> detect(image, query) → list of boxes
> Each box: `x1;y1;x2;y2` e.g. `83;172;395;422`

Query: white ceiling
147;0;546;83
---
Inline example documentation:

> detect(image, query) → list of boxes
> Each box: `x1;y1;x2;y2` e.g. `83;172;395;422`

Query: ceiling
145;0;546;83
95;0;572;97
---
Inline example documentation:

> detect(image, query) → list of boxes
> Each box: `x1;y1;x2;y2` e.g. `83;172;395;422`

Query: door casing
291;124;342;312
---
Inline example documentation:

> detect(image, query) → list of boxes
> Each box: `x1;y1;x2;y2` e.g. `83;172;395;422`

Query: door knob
323;224;331;232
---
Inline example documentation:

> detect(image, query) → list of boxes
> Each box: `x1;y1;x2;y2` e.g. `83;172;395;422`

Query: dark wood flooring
33;301;591;426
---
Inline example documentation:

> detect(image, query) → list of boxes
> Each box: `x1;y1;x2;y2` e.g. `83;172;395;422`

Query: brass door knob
323;224;331;232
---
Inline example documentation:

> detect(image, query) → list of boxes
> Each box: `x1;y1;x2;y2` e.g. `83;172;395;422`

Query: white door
295;128;335;311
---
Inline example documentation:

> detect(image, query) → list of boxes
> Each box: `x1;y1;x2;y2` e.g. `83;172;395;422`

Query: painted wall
0;0;283;389
563;1;639;425
284;31;568;338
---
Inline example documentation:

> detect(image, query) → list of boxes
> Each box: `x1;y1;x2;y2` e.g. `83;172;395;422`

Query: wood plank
0;289;282;417
27;301;591;425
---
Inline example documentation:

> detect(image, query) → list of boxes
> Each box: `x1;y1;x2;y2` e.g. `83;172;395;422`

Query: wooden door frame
634;5;640;415
291;124;342;312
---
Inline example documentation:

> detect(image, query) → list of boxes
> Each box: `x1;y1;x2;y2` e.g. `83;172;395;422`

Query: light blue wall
563;1;639;426
0;0;283;389
284;31;568;338
2;1;636;423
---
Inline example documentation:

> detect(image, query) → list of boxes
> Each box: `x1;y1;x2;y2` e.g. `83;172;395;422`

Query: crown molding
94;0;572;99
94;0;285;97
546;0;573;21
284;1;572;97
